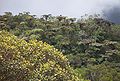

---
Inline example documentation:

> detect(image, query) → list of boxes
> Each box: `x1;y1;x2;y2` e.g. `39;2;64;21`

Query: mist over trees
102;5;120;24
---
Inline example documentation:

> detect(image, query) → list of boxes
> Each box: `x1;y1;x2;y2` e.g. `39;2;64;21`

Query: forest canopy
0;12;120;81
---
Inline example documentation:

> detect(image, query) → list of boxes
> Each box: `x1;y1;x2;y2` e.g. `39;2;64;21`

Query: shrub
85;64;120;81
0;31;85;81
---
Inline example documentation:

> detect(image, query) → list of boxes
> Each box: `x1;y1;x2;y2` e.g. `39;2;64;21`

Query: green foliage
0;12;120;81
85;63;120;81
0;31;85;81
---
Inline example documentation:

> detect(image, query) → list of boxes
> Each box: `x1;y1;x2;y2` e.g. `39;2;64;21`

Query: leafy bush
84;63;120;81
0;31;85;81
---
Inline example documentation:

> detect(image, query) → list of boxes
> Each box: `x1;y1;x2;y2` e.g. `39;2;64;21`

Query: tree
0;31;86;81
42;14;52;21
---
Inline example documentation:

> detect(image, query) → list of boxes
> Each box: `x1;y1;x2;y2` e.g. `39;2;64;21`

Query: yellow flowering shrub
0;31;85;81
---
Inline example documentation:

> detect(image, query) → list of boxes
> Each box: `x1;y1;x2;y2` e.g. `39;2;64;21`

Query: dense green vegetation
0;12;120;81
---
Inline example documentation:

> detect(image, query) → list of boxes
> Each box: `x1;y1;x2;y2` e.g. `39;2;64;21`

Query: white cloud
0;0;119;17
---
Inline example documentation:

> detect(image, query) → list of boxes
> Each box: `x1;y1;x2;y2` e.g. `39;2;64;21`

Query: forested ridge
0;12;120;81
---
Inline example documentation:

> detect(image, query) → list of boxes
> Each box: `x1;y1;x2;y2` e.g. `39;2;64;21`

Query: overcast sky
0;0;120;18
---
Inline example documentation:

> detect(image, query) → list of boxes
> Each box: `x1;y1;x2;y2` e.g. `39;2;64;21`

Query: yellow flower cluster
0;31;84;81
